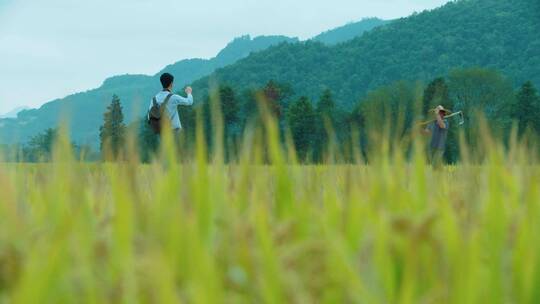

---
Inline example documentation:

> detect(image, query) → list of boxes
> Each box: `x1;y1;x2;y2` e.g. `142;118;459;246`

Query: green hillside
193;0;540;108
0;35;297;146
312;17;390;45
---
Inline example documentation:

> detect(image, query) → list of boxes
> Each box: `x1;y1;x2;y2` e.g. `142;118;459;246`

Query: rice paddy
1;124;539;304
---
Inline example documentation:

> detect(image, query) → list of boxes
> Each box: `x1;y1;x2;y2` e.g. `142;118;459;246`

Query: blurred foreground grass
1;123;540;304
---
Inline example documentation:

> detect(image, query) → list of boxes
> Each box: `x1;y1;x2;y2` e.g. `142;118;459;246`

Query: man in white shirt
149;73;194;132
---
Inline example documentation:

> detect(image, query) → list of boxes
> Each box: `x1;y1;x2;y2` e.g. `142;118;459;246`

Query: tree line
138;67;540;163
2;67;539;163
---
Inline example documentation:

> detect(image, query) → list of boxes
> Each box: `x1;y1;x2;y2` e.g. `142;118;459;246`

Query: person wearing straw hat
424;105;450;168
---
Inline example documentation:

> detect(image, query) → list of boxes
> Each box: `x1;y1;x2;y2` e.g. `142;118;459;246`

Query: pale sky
0;0;448;114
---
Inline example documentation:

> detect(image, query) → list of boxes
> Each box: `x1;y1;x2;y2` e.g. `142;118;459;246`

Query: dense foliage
311;17;389;45
186;68;537;164
0;128;90;162
514;81;540;136
192;0;540;109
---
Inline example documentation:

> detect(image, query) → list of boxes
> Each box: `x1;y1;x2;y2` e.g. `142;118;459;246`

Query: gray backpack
147;93;173;134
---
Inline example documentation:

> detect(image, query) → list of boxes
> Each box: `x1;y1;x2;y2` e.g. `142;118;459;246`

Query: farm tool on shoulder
419;110;465;127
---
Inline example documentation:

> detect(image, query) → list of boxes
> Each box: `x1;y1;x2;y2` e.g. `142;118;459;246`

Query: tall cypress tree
219;86;240;160
219;86;239;134
288;96;316;161
314;89;336;162
422;78;451;116
317;89;336;116
514;81;540;136
202;86;240;159
262;80;281;118
99;95;126;160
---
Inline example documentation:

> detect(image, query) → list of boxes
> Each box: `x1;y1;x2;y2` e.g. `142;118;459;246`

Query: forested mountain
0;35;297;146
312;17;390;45
192;0;540;109
157;35;300;85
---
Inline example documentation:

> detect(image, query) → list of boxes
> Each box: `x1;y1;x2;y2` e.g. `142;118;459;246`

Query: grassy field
1;125;540;304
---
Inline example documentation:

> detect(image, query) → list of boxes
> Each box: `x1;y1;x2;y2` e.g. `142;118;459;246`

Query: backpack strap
152;97;158;107
162;93;173;108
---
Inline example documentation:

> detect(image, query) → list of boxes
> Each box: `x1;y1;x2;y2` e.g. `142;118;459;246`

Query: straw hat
431;105;452;115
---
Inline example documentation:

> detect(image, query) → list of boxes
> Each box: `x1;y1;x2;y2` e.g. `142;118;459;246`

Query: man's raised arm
171;86;194;106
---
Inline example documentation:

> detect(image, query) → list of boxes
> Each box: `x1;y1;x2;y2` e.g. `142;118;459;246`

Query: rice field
1;125;540;304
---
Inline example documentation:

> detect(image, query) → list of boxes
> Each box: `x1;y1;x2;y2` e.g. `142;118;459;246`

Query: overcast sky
0;0;448;114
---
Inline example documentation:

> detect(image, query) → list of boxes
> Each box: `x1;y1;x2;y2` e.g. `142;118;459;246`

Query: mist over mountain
0;106;29;119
